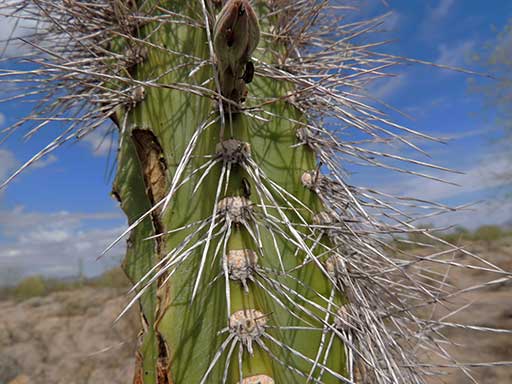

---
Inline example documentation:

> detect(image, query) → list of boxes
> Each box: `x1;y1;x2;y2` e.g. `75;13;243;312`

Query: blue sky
0;0;511;283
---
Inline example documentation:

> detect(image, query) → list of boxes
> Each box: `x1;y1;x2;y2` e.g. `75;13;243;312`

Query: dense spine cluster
1;1;511;383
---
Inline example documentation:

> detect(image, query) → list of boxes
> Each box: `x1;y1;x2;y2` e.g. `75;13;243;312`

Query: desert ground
0;237;511;384
0;286;138;384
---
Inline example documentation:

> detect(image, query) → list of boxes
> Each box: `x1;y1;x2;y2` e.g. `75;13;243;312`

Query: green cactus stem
113;1;346;382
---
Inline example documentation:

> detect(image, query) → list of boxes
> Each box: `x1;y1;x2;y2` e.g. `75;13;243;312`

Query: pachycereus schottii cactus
114;1;347;382
3;0;512;383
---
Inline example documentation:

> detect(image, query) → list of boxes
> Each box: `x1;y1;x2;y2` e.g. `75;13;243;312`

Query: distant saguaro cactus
1;1;511;383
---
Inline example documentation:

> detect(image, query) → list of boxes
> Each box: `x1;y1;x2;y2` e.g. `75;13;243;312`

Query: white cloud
367;73;406;100
40;264;77;276
441;125;498;142
419;0;456;40
436;40;475;68
381;154;511;202
0;5;41;57
357;153;512;230
491;25;512;63
3;249;21;258
382;11;401;31
430;0;455;20
81;123;118;157
0;207;126;283
0;149;17;181
426;199;512;230
31;154;58;169
19;228;72;244
0;112;5;127
0;207;123;236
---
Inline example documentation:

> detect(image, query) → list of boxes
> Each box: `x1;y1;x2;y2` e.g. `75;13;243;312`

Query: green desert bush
472;225;504;242
471;224;505;250
440;225;471;245
90;266;131;289
13;275;47;300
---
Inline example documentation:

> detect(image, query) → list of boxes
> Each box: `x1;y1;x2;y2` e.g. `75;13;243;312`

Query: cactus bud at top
213;0;260;103
213;0;260;69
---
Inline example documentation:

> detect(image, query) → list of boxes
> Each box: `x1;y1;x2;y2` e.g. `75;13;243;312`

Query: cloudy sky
0;0;511;283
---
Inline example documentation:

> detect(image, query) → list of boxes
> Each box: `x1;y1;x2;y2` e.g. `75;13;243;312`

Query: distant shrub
441;226;471;244
472;225;504;245
390;238;414;251
407;225;437;246
45;278;82;292
453;226;470;236
14;276;47;300
0;266;129;301
91;267;130;288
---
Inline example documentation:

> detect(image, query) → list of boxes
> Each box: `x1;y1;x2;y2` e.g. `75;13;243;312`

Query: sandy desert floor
0;287;138;384
0;239;511;384
419;238;512;384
